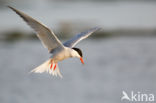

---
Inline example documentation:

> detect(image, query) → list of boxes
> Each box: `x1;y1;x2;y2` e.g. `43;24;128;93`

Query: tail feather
31;59;63;78
47;63;62;78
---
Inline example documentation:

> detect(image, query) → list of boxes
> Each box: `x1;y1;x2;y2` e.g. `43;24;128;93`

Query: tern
8;6;100;78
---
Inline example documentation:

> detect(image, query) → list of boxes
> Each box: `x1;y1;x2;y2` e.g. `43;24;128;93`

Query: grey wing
63;27;101;48
8;6;64;52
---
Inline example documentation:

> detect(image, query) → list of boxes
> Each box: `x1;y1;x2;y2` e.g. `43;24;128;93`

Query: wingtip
7;6;17;12
93;26;102;31
88;26;101;33
7;5;13;9
7;5;11;8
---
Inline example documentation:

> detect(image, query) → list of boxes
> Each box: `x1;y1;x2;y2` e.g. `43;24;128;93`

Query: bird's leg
53;63;57;71
50;59;53;69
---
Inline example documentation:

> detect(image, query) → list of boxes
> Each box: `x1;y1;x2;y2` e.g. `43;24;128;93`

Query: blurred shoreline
1;27;156;42
1;0;156;42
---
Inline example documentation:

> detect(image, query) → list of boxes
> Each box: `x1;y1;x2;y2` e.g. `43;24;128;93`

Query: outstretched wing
63;27;101;48
8;6;64;52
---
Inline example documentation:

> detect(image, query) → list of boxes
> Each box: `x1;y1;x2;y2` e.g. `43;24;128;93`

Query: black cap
72;48;83;57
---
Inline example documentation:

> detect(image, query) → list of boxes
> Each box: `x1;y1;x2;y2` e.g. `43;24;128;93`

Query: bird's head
72;48;84;64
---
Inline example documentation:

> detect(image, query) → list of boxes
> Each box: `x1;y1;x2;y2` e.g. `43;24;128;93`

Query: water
1;1;156;32
0;37;156;103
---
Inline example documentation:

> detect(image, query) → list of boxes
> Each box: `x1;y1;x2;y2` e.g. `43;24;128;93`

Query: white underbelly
52;49;71;62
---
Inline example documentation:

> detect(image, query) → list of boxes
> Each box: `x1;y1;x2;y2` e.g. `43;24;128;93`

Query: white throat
70;49;80;58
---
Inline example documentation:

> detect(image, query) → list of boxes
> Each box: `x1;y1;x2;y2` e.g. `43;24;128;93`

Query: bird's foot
50;59;57;71
50;59;53;69
53;63;57;71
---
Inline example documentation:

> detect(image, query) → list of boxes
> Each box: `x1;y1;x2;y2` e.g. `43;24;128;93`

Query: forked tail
31;59;63;78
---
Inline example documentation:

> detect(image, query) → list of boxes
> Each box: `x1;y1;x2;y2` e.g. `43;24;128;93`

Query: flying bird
8;6;100;78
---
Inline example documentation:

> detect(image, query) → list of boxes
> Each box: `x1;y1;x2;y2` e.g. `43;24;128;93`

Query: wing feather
8;6;64;52
63;27;101;48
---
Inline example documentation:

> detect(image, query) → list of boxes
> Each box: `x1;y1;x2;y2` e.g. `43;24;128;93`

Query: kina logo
121;91;154;102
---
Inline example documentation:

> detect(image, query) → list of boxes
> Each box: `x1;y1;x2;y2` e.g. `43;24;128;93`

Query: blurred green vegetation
1;28;156;43
0;31;37;42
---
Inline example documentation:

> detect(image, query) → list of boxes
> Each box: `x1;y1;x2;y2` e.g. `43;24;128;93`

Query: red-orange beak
80;57;84;64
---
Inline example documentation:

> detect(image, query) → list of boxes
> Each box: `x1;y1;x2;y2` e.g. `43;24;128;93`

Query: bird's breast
52;49;71;62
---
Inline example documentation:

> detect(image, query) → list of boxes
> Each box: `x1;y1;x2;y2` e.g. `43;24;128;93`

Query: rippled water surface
0;37;156;103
